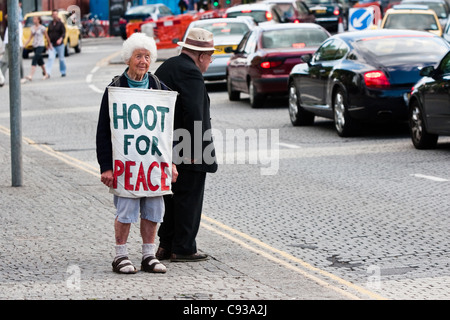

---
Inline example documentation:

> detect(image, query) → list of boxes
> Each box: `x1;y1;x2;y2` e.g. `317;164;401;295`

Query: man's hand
172;163;178;183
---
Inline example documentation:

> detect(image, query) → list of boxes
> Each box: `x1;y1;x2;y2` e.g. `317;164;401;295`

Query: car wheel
249;79;264;108
333;88;357;137
227;74;240;101
409;100;438;149
288;83;314;126
64;43;70;57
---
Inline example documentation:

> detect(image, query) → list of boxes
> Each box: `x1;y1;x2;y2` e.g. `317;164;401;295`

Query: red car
226;23;330;108
262;0;316;23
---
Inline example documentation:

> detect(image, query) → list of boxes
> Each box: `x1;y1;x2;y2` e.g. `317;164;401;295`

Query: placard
108;86;177;198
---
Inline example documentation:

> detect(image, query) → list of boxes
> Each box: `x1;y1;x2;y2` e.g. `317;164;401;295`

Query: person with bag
96;32;177;274
22;16;51;83
155;28;218;262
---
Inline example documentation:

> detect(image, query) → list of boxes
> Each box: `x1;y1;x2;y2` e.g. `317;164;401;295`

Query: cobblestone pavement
0;129;362;301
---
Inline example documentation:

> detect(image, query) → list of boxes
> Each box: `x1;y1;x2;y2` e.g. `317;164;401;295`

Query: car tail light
364;70;390;88
261;60;283;69
119;18;127;25
294;19;300;23
266;11;273;20
333;8;340;16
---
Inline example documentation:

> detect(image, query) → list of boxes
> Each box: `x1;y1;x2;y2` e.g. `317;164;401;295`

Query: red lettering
124;161;136;191
147;161;160;191
113;160;125;189
160;162;170;191
135;162;148;191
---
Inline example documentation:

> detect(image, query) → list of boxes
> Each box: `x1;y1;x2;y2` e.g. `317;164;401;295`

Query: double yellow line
0;126;387;301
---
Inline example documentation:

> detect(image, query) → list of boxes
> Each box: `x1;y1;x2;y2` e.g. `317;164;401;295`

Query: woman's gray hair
121;32;157;64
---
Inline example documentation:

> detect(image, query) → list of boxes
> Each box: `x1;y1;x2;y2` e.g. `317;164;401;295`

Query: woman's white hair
121;32;157;64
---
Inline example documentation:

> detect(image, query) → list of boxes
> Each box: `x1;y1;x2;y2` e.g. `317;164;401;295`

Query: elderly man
96;33;176;274
155;28;218;262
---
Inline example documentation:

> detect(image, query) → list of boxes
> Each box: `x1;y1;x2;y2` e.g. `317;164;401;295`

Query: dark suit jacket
155;53;218;173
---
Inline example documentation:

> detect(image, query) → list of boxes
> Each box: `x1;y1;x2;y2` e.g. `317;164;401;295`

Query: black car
304;0;354;31
408;50;450;149
288;29;450;136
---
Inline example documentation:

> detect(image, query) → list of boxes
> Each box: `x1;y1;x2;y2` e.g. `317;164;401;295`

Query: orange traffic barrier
125;9;226;49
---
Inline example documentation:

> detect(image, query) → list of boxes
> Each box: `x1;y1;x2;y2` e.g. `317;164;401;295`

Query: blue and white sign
349;8;374;31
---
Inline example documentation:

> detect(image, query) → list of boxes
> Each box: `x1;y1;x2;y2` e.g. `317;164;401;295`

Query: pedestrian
45;9;67;78
0;14;25;86
155;28;218;262
22;16;51;83
96;32;177;274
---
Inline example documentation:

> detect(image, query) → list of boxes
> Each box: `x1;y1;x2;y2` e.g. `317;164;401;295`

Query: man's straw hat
177;27;215;51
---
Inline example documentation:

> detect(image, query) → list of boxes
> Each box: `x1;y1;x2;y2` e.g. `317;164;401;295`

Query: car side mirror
301;54;312;65
420;65;435;77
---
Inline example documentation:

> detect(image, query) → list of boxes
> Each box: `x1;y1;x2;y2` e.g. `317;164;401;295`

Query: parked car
22;10;81;58
408;50;450;149
304;0;353;31
443;17;450;41
380;5;443;36
400;0;450;28
288;29;449;136
182;17;257;81
261;0;316;23
119;4;174;39
226;23;330;108
224;3;285;24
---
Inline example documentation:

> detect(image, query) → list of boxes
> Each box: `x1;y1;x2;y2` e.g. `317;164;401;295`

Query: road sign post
7;0;22;187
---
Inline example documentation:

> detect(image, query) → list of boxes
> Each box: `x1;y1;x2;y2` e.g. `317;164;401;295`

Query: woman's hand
100;169;114;187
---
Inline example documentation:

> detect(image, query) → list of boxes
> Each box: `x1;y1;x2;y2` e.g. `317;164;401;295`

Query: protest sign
108;87;177;198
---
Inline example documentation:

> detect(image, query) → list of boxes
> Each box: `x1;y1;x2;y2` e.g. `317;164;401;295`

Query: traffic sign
349;8;374;31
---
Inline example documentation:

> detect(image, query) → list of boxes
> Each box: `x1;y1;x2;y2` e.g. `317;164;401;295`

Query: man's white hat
178;27;215;51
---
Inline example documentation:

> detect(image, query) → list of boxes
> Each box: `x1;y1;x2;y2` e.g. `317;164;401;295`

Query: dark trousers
31;46;45;67
158;168;206;255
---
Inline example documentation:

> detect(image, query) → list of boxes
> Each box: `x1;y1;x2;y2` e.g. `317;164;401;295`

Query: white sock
142;243;156;259
115;244;128;260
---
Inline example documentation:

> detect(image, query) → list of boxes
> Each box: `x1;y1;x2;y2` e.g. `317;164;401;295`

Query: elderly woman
96;33;176;274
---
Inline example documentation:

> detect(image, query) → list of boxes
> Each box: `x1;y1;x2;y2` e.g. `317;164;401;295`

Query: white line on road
278;142;302;149
411;174;449;182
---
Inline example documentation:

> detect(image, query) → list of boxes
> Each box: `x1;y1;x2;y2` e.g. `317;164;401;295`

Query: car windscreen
226;10;269;23
261;28;329;48
354;35;448;63
24;15;52;27
383;13;439;31
197;22;251;37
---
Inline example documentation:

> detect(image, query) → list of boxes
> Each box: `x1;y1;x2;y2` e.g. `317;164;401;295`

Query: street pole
8;0;22;187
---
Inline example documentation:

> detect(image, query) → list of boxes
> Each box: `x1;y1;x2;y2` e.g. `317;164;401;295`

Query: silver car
181;17;257;81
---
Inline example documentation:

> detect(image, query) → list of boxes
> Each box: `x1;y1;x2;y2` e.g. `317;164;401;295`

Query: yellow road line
0;124;387;300
202;215;387;300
